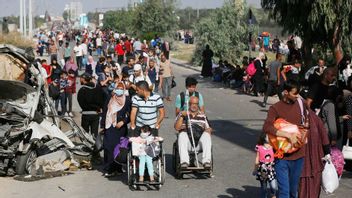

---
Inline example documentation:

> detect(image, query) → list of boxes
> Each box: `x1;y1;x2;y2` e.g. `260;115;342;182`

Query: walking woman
103;82;131;177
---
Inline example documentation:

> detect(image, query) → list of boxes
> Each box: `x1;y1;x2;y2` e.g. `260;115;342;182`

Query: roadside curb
171;59;202;72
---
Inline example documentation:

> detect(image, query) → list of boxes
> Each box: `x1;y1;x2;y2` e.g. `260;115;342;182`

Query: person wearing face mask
129;125;163;182
103;82;131;177
174;96;213;169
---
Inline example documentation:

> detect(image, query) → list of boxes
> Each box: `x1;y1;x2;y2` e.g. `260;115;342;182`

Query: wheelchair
172;139;213;179
127;141;166;190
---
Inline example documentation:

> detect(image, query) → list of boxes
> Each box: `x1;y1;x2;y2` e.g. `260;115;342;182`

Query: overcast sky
0;0;261;17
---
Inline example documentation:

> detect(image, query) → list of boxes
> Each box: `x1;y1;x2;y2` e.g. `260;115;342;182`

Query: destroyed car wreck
0;44;95;177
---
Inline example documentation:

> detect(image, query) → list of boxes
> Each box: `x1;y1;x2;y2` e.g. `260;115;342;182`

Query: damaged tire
16;149;37;175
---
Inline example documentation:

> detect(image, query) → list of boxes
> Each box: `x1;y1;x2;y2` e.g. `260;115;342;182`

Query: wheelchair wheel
173;142;183;179
127;152;137;190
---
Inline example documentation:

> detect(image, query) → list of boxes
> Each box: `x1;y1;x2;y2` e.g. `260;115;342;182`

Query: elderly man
174;96;212;169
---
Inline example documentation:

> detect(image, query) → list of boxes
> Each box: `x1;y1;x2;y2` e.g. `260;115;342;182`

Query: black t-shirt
122;66;134;76
307;82;329;110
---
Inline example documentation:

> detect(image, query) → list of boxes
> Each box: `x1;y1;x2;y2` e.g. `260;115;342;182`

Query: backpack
246;61;257;76
49;84;60;100
180;91;199;110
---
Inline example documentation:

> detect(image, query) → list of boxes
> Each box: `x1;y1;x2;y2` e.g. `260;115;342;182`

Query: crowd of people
32;26;352;197
205;38;352;197
37;28;213;181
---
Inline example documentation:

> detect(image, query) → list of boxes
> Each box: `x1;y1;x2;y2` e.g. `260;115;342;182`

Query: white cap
134;64;142;71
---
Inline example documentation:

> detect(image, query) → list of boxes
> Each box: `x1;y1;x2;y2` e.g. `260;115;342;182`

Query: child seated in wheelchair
129;125;163;182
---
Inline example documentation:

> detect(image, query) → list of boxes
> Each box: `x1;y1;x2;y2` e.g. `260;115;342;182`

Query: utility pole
23;0;27;37
28;0;33;38
20;0;23;34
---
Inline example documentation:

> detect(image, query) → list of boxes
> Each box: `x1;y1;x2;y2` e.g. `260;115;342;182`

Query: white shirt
74;45;83;56
96;38;102;47
80;43;88;55
343;64;352;84
129;74;152;87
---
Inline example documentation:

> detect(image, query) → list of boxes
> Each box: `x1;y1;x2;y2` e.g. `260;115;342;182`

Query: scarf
105;83;126;129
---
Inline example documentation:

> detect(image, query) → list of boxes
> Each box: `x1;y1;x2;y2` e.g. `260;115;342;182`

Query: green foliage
103;9;134;33
262;0;352;64
176;7;217;30
193;0;247;64
133;0;178;38
62;10;69;21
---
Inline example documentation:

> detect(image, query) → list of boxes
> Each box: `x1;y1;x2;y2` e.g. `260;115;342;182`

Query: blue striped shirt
132;93;164;128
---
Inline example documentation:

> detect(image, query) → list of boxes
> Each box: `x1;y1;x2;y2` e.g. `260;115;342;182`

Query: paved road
1;61;351;198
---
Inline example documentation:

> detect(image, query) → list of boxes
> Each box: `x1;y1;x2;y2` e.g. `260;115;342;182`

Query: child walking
253;132;277;198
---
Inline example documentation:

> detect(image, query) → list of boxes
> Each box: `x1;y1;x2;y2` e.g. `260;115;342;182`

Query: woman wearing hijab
64;57;78;76
103;82;131;177
85;55;96;77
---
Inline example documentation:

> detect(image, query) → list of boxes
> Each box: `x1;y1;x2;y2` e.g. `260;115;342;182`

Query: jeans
139;155;154;177
55;92;66;115
76;56;82;70
66;93;73;113
260;179;278;198
162;76;172;98
178;132;212;164
275;158;304;198
96;46;102;56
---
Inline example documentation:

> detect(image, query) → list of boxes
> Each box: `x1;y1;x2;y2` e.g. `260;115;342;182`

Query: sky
0;0;261;17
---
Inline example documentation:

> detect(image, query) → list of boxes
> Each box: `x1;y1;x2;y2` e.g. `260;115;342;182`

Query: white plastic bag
321;161;339;194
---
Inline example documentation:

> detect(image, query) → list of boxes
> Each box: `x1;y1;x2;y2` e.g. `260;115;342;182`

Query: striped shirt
132;93;164;128
177;111;210;133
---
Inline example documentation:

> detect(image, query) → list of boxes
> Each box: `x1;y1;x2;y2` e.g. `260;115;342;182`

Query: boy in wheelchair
174;96;213;169
129;125;163;182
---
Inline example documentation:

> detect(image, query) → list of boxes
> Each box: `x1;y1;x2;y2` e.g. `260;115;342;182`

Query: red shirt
65;75;76;94
115;44;125;56
124;40;132;53
42;64;52;84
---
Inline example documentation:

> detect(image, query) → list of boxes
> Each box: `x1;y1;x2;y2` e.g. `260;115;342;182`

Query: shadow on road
210;120;262;152
217;186;261;198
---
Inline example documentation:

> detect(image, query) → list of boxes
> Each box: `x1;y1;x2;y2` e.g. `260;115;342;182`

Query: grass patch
171;41;196;63
0;32;35;49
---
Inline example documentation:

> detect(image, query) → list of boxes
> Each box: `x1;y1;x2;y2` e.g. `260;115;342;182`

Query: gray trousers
178;132;212;164
162;76;172;98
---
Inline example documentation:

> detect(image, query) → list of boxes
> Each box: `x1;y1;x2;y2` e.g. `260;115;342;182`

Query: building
64;0;83;21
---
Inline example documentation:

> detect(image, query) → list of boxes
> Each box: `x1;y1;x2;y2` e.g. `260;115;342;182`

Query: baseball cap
134;64;142;71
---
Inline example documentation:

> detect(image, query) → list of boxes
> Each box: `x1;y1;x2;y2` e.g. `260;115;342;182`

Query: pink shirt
256;144;275;163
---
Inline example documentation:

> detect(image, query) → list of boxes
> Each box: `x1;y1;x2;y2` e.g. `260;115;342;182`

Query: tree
62;10;69;21
103;9;134;33
133;0;178;39
261;0;352;66
193;0;247;64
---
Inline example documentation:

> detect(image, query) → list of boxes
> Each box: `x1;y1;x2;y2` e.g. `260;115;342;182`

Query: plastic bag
331;146;345;177
268;118;308;158
322;161;339;194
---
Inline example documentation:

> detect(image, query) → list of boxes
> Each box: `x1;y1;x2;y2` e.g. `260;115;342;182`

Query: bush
193;0;248;65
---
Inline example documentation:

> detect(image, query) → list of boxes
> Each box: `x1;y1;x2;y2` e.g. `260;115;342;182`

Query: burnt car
0;44;94;176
